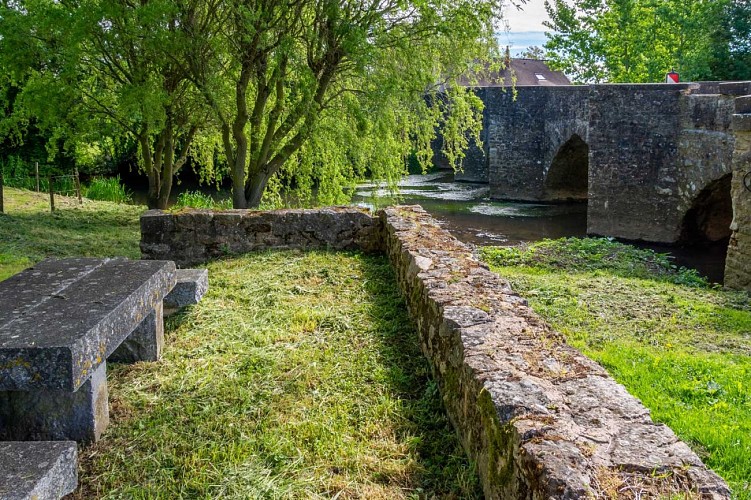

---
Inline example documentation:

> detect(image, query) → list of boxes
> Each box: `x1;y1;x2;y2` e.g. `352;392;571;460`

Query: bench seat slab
163;269;209;309
0;361;109;443
0;441;77;500
0;258;176;392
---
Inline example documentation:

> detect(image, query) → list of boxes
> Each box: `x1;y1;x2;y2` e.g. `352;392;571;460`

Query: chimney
504;46;511;68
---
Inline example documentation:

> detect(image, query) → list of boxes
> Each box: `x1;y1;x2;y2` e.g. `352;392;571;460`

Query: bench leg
108;302;164;363
0;362;109;443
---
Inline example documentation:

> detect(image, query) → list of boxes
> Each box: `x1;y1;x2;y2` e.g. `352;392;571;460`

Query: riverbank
481;239;751;498
0;187;142;280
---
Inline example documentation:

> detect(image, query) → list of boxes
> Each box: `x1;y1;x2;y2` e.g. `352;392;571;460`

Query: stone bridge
447;82;751;289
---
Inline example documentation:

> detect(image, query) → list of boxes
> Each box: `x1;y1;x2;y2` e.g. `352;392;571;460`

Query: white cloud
503;0;550;32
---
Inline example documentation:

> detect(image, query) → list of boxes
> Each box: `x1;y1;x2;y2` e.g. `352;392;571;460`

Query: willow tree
0;0;208;209
184;0;502;208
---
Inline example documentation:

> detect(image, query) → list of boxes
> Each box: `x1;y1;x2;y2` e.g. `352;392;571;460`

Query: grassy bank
0;187;142;280
1;189;478;498
481;239;751;498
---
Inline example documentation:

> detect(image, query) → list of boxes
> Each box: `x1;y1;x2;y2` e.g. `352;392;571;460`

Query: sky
499;0;552;56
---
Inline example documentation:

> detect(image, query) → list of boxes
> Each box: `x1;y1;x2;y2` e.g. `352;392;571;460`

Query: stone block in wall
736;95;751;114
719;81;751;96
380;205;730;499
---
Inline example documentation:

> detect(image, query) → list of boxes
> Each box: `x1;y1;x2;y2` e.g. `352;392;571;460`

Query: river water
132;172;727;283
352;172;728;283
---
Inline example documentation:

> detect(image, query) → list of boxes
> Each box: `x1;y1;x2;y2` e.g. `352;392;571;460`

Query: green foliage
172;190;232;210
543;0;751;83
482;239;751;497
84;177;132;204
482;237;707;286
1;0;505;209
0;0;210;209
183;0;502;208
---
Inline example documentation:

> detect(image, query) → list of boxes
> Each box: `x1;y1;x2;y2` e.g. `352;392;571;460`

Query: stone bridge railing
142;207;732;498
726;94;751;291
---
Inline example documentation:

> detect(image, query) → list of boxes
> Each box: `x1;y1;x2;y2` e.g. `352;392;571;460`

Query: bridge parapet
726;94;751;291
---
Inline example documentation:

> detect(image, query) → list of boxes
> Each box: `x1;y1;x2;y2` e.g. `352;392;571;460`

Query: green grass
482;239;751;498
1;188;478;498
173;190;233;210
74;251;479;498
84;176;133;204
0;187;143;280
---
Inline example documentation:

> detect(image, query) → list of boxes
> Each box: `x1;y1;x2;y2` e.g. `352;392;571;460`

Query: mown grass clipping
73;251;479;499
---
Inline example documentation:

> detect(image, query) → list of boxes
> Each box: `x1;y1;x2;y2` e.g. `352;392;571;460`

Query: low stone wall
141;206;731;498
140;207;381;266
380;206;729;498
726;95;751;291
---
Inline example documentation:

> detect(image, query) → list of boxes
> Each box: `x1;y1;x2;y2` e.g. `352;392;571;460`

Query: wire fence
0;167;83;213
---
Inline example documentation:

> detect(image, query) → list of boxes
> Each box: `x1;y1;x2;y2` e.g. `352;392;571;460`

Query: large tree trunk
245;171;270;208
143;122;196;210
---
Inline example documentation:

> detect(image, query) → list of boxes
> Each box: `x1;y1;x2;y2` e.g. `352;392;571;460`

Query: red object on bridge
666;70;680;83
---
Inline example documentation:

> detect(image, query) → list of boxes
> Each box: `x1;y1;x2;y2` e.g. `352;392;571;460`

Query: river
131;172;728;283
352;172;728;284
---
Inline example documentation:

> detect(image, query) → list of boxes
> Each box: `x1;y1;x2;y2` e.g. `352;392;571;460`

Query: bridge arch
680;173;733;244
544;134;589;202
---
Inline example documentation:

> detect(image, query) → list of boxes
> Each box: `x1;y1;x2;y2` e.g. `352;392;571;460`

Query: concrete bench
0;258;176;443
0;441;77;500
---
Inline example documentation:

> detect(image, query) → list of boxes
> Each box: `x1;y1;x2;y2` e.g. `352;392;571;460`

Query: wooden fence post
35;162;40;192
48;175;55;212
74;168;82;204
0;169;4;214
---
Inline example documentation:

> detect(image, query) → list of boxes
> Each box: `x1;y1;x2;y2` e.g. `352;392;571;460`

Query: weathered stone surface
0;441;77;500
732;113;751;132
483;86;590;202
718;81;751;96
725;103;751;291
109;302;164;363
0;258;176;391
380;205;730;499
454;83;739;244
588;86;735;243
1;362;109;443
163;269;209;309
140;207;383;267
736;95;751;114
0;258;105;326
